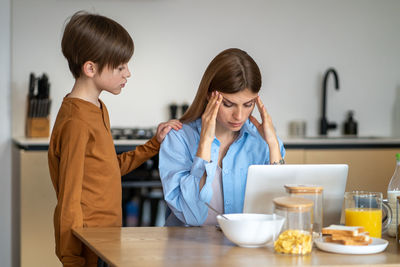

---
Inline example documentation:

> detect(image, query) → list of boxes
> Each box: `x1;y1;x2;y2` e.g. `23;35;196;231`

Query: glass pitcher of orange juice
344;191;391;238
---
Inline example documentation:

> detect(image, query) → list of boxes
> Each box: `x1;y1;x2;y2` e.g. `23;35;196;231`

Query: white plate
315;237;388;255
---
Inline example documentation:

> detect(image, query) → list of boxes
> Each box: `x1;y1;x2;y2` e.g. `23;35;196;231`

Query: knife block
26;117;50;138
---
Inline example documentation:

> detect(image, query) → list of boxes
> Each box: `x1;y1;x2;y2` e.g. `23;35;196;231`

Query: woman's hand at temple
196;91;222;162
249;96;283;164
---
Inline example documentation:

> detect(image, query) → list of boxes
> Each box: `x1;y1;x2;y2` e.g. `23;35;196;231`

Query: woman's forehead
220;89;258;103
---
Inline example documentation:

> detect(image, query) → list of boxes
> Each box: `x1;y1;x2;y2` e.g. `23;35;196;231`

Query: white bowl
217;213;285;248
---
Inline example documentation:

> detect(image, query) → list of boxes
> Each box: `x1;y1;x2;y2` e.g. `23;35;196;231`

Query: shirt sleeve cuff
190;157;218;203
278;137;286;158
147;136;161;150
190;156;208;179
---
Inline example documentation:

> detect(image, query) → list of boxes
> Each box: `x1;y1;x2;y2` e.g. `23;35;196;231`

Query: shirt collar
239;119;259;139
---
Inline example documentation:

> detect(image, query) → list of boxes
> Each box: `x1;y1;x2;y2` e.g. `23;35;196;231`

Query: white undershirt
204;166;224;225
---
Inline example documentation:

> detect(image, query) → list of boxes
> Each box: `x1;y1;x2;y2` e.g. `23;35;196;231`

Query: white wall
1;0;12;266
11;0;400;138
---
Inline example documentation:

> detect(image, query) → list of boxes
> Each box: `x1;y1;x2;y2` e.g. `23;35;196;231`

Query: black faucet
319;68;340;135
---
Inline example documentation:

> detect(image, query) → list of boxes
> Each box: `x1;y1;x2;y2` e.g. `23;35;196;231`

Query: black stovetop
111;128;154;140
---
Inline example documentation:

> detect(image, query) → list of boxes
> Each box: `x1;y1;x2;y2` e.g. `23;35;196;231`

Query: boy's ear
82;61;97;78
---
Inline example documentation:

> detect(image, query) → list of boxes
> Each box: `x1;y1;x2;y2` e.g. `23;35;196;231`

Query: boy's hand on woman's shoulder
156;119;183;143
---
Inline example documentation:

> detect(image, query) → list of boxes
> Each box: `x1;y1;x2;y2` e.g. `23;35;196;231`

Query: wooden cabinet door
20;150;61;267
305;149;399;198
284;149;305;164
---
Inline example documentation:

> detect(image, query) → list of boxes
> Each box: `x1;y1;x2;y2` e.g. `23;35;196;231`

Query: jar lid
273;196;314;211
284;184;323;194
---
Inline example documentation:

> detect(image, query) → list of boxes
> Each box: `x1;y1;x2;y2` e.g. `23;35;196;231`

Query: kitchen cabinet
285;148;399;198
283;149;305;164
17;149;61;267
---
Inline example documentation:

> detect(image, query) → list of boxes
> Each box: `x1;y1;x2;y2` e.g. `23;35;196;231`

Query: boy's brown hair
61;11;134;79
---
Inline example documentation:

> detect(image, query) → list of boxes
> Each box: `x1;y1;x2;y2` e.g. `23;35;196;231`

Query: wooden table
73;226;400;267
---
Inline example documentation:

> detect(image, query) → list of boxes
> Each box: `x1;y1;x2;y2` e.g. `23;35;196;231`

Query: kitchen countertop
13;137;150;151
13;136;400;151
282;136;400;149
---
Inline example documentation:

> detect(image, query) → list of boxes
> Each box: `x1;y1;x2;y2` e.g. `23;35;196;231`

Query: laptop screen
243;164;348;227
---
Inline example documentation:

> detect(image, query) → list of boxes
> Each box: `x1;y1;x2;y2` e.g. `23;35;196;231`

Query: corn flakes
274;229;312;255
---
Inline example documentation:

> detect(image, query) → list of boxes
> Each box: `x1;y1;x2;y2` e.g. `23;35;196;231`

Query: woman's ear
82;61;97;78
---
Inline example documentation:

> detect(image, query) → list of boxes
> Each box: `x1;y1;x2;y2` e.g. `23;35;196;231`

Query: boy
48;11;181;266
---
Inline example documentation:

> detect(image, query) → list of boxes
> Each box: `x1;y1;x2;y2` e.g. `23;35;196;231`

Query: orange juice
345;208;382;238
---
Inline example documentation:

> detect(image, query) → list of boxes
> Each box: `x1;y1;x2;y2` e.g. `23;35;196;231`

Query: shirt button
224;169;229;174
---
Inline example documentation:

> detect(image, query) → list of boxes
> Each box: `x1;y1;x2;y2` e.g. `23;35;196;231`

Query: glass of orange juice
344;191;391;238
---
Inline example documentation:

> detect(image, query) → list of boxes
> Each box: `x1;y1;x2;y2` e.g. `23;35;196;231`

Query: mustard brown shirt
48;97;160;266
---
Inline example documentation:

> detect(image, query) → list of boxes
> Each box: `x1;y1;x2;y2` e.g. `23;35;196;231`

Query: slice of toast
330;232;371;242
322;225;365;237
325;236;372;246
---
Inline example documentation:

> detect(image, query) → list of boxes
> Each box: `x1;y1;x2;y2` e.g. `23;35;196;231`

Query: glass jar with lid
285;184;323;237
397;195;400;244
273;196;313;255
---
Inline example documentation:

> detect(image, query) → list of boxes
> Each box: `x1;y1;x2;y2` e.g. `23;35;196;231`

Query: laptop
243;164;348;227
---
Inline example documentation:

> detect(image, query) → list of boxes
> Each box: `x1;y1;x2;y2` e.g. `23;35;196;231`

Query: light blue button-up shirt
159;118;285;226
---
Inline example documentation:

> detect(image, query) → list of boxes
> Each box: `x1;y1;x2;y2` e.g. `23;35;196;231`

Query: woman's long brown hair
180;48;262;123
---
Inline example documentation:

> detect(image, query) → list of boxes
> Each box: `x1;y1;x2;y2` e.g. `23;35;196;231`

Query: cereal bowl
217;213;285;248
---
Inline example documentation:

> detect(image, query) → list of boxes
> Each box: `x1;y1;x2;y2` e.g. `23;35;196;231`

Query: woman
159;48;285;226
